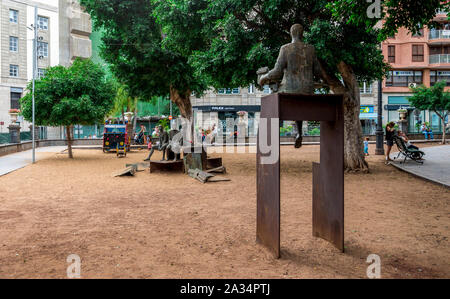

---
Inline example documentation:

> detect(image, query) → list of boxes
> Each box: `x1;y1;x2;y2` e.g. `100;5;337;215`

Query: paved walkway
391;145;450;188
0;146;67;177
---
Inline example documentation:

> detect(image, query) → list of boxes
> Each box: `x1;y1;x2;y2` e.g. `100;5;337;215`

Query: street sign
169;115;173;120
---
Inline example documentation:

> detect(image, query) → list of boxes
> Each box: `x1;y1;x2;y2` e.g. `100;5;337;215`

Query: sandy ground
0;144;448;279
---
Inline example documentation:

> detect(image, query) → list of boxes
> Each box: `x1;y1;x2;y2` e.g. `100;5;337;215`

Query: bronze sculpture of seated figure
144;126;183;162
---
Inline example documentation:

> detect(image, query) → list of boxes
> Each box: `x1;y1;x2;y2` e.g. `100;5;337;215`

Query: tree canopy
329;0;449;40
410;81;450;143
79;0;447;170
80;0;208;119
21;58;115;157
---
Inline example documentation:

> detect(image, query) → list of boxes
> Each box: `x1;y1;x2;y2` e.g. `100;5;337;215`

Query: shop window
430;70;450;86
386;70;423;87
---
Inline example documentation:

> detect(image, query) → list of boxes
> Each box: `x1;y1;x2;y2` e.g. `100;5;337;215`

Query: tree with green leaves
80;0;447;171
183;0;386;171
329;0;448;40
80;0;207;121
184;0;448;171
20;59;115;158
410;81;449;144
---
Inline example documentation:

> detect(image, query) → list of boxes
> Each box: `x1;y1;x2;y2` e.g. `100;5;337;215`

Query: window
248;84;255;94
9;9;18;23
263;85;271;94
430;70;450;86
217;88;240;94
429;45;450;55
412;45;424;62
10;91;22;110
9;36;18;52
388;45;395;63
37;41;48;57
9;65;19;77
360;82;373;94
38;68;47;79
37;16;49;30
386;70;423;87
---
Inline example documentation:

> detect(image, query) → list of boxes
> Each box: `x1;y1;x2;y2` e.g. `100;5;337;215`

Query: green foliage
158;118;170;131
80;0;208;101
410;81;450;117
20;59;115;127
188;0;388;89
328;0;448;40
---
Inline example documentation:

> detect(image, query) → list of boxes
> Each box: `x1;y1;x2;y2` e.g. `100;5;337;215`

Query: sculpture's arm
259;48;286;86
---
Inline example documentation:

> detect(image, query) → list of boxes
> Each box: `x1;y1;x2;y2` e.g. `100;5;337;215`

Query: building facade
192;83;380;138
0;0;91;138
381;9;449;134
192;85;269;138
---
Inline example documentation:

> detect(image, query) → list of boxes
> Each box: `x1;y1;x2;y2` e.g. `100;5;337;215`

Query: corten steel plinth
256;93;344;258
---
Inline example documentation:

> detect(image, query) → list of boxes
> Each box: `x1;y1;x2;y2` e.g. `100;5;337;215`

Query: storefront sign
360;106;374;114
384;104;412;111
194;105;261;112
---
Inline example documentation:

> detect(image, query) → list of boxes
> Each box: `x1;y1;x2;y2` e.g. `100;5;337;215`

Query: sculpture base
8;124;21;144
150;160;184;173
257;93;344;258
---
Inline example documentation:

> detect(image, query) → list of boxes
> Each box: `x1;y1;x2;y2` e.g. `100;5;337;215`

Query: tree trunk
436;111;447;144
170;86;193;142
169;86;192;120
66;125;73;159
337;62;369;172
318;61;369;172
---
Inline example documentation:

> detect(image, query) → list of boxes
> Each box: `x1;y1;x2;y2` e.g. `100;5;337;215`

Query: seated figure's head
290;24;304;40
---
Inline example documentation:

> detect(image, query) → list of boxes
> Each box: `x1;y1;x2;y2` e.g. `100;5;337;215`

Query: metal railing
429;29;450;40
429;54;450;64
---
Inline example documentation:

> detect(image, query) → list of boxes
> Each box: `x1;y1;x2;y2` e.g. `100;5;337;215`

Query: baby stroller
393;136;425;164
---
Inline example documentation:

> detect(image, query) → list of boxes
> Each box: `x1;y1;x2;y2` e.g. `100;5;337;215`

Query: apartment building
0;0;91;137
381;9;449;134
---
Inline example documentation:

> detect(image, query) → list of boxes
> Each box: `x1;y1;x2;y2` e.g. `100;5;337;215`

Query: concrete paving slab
391;145;450;188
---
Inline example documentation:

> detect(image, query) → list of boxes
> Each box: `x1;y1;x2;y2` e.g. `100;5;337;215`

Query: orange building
381;10;449;134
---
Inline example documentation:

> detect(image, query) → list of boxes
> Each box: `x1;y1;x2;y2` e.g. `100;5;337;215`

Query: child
364;137;370;156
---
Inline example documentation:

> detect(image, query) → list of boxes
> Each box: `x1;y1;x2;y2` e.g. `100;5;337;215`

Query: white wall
26;4;59;81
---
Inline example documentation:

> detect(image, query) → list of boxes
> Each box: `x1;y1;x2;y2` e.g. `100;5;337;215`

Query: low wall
0;139;102;157
0;134;444;157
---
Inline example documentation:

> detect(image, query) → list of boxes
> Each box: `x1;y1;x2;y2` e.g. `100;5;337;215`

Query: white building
0;0;91;137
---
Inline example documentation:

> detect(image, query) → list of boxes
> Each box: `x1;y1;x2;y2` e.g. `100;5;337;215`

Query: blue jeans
423;131;434;140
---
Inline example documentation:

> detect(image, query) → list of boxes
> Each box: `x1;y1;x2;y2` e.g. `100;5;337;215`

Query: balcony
429;54;450;64
429;29;450;40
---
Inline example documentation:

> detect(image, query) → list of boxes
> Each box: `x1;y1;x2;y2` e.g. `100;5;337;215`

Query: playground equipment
103;123;130;157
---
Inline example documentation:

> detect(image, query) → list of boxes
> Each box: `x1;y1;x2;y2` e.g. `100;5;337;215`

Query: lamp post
31;6;38;163
375;79;385;155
